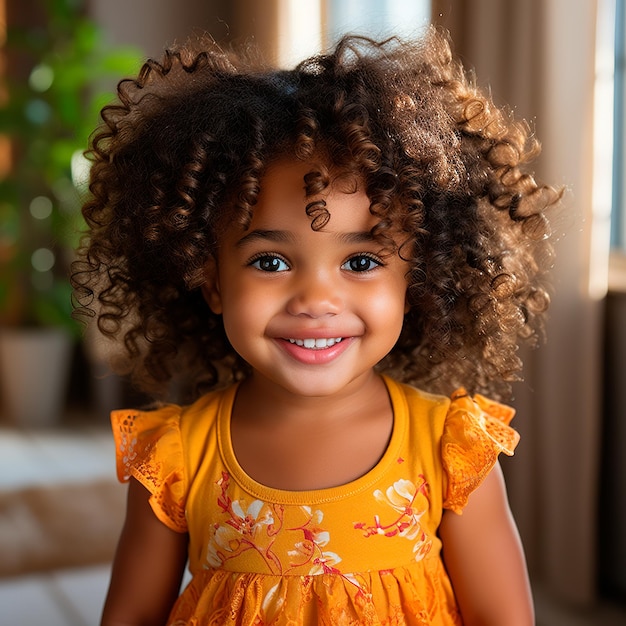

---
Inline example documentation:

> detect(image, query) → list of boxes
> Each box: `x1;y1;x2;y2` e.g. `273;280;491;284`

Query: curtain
433;0;605;606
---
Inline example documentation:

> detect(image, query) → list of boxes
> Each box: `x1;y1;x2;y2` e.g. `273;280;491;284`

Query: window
324;0;431;44
275;0;431;67
612;0;626;250
599;0;626;290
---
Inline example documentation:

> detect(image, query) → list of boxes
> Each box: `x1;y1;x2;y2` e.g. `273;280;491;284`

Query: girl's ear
201;256;223;314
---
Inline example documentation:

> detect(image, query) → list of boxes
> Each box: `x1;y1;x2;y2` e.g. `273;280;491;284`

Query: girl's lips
276;336;353;365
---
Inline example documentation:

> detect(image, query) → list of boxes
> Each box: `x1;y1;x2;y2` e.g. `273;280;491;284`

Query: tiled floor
1;423;626;625
0;564;111;626
0;425;115;491
0;423;116;625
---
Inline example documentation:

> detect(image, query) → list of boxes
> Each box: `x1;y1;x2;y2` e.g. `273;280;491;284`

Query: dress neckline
216;374;408;505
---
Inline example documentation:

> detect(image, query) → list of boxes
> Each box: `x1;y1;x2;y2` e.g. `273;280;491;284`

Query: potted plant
0;0;141;426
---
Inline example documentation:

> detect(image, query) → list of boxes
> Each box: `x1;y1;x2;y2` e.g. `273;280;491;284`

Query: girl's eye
342;255;382;272
250;255;289;272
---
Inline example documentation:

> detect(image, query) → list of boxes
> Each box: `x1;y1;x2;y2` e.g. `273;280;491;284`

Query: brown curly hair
72;27;561;403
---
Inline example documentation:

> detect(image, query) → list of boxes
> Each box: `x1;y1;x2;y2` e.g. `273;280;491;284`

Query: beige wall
88;0;284;62
88;0;235;57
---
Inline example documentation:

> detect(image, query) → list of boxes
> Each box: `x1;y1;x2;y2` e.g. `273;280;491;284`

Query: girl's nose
286;272;343;318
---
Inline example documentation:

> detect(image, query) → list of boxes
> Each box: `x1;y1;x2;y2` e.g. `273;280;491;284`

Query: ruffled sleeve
442;389;519;514
111;405;188;533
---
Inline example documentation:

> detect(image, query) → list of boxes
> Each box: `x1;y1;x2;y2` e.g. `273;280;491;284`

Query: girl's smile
278;335;352;365
202;158;410;400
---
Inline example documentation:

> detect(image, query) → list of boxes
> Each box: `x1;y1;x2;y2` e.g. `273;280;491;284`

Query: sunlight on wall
274;0;431;68
592;0;616;298
325;0;430;44
276;0;322;67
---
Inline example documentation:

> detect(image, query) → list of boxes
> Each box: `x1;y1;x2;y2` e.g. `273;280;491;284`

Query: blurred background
0;0;625;624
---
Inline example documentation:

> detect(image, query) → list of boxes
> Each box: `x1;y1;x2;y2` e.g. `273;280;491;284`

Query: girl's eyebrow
235;229;378;247
339;231;379;244
235;229;293;247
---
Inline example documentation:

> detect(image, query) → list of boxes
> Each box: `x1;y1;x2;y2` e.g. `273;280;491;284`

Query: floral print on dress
354;475;433;562
206;472;284;573
206;472;344;576
287;506;343;575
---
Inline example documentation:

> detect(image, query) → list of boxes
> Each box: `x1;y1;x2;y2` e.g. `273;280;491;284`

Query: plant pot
0;328;73;427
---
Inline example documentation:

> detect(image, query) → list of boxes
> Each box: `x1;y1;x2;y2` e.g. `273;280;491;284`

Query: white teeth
288;337;343;349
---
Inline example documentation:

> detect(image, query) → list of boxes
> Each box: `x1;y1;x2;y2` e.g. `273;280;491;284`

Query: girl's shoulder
383;376;519;514
112;382;239;459
108;383;239;532
384;375;516;445
110;383;236;453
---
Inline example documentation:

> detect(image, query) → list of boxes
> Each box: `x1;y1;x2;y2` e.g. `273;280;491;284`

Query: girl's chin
246;368;378;400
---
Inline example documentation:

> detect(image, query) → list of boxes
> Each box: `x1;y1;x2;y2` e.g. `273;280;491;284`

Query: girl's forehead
256;158;366;211
260;158;360;194
251;159;375;232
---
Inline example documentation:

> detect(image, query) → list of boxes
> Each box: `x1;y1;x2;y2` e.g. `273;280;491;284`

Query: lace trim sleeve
111;406;188;532
442;389;519;514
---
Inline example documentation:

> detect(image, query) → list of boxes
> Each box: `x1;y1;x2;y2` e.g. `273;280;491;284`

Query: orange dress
111;375;518;625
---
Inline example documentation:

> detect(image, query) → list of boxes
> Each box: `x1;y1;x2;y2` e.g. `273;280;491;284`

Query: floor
0;563;111;626
1;424;626;625
0;423;115;625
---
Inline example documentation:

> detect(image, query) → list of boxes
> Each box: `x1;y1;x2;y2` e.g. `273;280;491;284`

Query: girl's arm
101;477;189;626
439;462;534;626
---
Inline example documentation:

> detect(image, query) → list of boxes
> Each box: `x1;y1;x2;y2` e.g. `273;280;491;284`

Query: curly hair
72;27;561;402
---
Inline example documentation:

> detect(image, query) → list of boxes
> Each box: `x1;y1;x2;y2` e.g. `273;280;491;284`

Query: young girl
74;26;559;626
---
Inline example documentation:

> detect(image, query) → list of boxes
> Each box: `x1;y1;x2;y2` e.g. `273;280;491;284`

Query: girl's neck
229;369;395;491
233;369;387;425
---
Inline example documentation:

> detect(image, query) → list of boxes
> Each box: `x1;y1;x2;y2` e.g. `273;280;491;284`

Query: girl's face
202;159;409;400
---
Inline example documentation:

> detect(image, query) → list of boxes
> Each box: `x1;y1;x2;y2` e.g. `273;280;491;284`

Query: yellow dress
111;375;518;625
